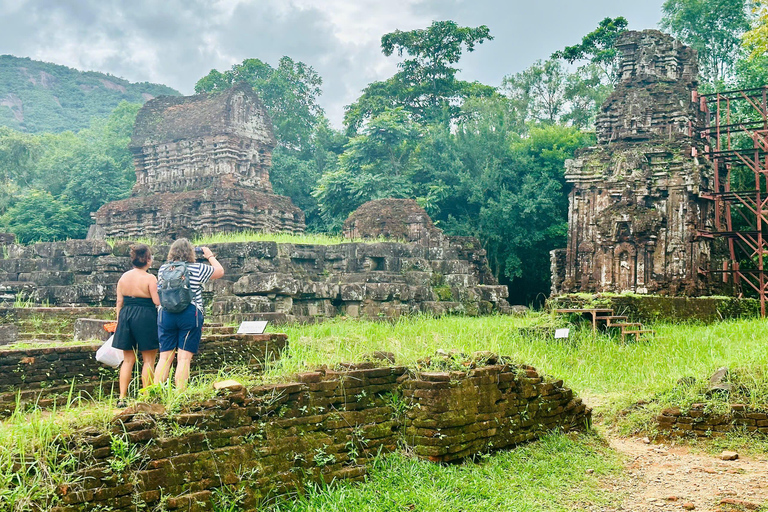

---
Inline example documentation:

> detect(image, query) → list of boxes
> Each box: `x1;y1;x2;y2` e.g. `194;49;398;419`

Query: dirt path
605;437;768;511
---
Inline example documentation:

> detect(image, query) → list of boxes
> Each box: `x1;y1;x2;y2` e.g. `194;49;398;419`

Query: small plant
108;434;143;473
313;445;336;467
211;485;246;512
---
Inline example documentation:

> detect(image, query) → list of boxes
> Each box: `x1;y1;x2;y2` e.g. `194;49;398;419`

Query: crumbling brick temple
551;30;716;296
92;83;305;239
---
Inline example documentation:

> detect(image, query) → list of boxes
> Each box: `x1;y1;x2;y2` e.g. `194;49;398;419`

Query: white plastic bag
96;335;124;368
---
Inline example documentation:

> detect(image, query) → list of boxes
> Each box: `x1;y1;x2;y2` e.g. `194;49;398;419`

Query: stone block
233;273;299;296
0;324;18;346
73;319;112;342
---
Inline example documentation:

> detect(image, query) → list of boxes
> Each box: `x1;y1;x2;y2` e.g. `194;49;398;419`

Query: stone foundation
44;362;589;511
0;238;510;322
94;188;305;239
656;404;768;437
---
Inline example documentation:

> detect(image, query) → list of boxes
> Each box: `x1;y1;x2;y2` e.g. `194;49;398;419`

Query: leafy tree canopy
344;21;496;133
195;56;324;152
0;189;88;243
0;101;139;240
551;17;628;83
314;108;422;229
660;0;751;83
743;0;768;59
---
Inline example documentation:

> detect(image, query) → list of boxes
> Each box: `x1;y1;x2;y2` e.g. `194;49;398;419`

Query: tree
0;127;40;213
502;59;567;124
344;21;496;132
0;190;88;243
561;64;614;128
313;108;422;229
661;0;751;83
195;57;324;151
743;0;768;59
552;17;628;84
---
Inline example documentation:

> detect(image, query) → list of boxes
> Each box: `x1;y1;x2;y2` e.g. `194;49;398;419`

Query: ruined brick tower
92;83;305;239
551;30;715;296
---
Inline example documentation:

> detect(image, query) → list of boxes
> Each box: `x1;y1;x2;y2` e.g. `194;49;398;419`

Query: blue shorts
158;304;203;354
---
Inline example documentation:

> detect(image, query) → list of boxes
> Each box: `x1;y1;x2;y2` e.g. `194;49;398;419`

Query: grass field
2;313;768;511
269;314;768;405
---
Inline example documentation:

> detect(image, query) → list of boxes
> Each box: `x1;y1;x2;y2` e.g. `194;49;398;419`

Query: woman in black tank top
113;245;160;407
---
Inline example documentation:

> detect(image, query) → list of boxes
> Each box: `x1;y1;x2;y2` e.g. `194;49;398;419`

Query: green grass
267;432;623;512
3;313;768;511
267;314;768;399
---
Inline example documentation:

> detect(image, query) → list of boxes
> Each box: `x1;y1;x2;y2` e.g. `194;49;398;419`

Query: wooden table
553;308;614;332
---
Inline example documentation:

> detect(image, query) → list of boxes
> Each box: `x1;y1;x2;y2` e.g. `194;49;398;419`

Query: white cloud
0;0;665;126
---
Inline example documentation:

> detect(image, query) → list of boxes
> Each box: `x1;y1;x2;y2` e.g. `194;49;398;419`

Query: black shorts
113;297;159;352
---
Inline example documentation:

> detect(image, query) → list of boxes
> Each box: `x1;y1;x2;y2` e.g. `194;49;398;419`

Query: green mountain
0;55;180;133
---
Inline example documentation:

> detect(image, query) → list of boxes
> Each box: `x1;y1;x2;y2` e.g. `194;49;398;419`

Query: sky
0;0;666;126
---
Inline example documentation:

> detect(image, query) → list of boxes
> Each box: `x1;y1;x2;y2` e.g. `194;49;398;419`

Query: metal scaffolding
699;86;768;316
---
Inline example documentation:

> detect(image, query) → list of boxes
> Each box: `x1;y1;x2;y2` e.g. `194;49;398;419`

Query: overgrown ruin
551;30;715;296
92;83;305;239
0;237;511;321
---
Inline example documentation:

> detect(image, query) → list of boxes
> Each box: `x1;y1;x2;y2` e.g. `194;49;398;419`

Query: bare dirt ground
603;437;768;511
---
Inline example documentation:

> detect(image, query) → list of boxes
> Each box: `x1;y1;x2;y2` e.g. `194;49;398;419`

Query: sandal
116;399;127;408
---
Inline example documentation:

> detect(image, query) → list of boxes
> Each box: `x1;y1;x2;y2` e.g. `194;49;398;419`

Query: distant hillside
0;55;180;133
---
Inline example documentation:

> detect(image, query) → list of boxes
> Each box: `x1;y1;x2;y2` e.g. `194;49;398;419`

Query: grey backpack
158;261;192;313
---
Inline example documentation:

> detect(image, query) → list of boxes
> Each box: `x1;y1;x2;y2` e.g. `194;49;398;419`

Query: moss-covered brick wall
46;362;590;511
403;366;589;462
549;294;759;323
656;404;768;437
0;333;287;416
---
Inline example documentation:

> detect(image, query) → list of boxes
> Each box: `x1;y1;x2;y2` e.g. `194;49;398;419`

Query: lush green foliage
344;21;496;133
195;57;323;152
660;0;752;83
0;102;139;241
2;5;766;299
268;434;621;512
0;55;178;133
552;17;628;83
743;0;768;59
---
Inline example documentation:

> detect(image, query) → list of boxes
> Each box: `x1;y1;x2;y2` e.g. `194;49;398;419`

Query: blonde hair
167;238;196;263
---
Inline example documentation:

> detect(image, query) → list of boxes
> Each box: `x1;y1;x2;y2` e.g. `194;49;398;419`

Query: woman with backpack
113;244;160;408
154;238;224;389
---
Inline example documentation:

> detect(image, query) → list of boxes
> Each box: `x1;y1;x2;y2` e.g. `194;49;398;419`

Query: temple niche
551;30;715;296
92;83;305;239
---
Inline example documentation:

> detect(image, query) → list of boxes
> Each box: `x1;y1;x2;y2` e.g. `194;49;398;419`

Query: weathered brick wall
0;333;287;416
656;404;768;437
0;238;510;322
47;362;590;511
403;365;589;462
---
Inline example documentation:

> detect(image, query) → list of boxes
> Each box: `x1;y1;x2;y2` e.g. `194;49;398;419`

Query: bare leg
140;349;158;389
154;350;175;383
175;349;194;390
119;350;137;399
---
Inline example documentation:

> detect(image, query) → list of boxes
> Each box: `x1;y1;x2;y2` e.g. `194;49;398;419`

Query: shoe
116;399;127;408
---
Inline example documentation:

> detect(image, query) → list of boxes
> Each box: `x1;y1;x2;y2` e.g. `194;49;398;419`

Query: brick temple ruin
551;30;716;296
92;83;305;239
